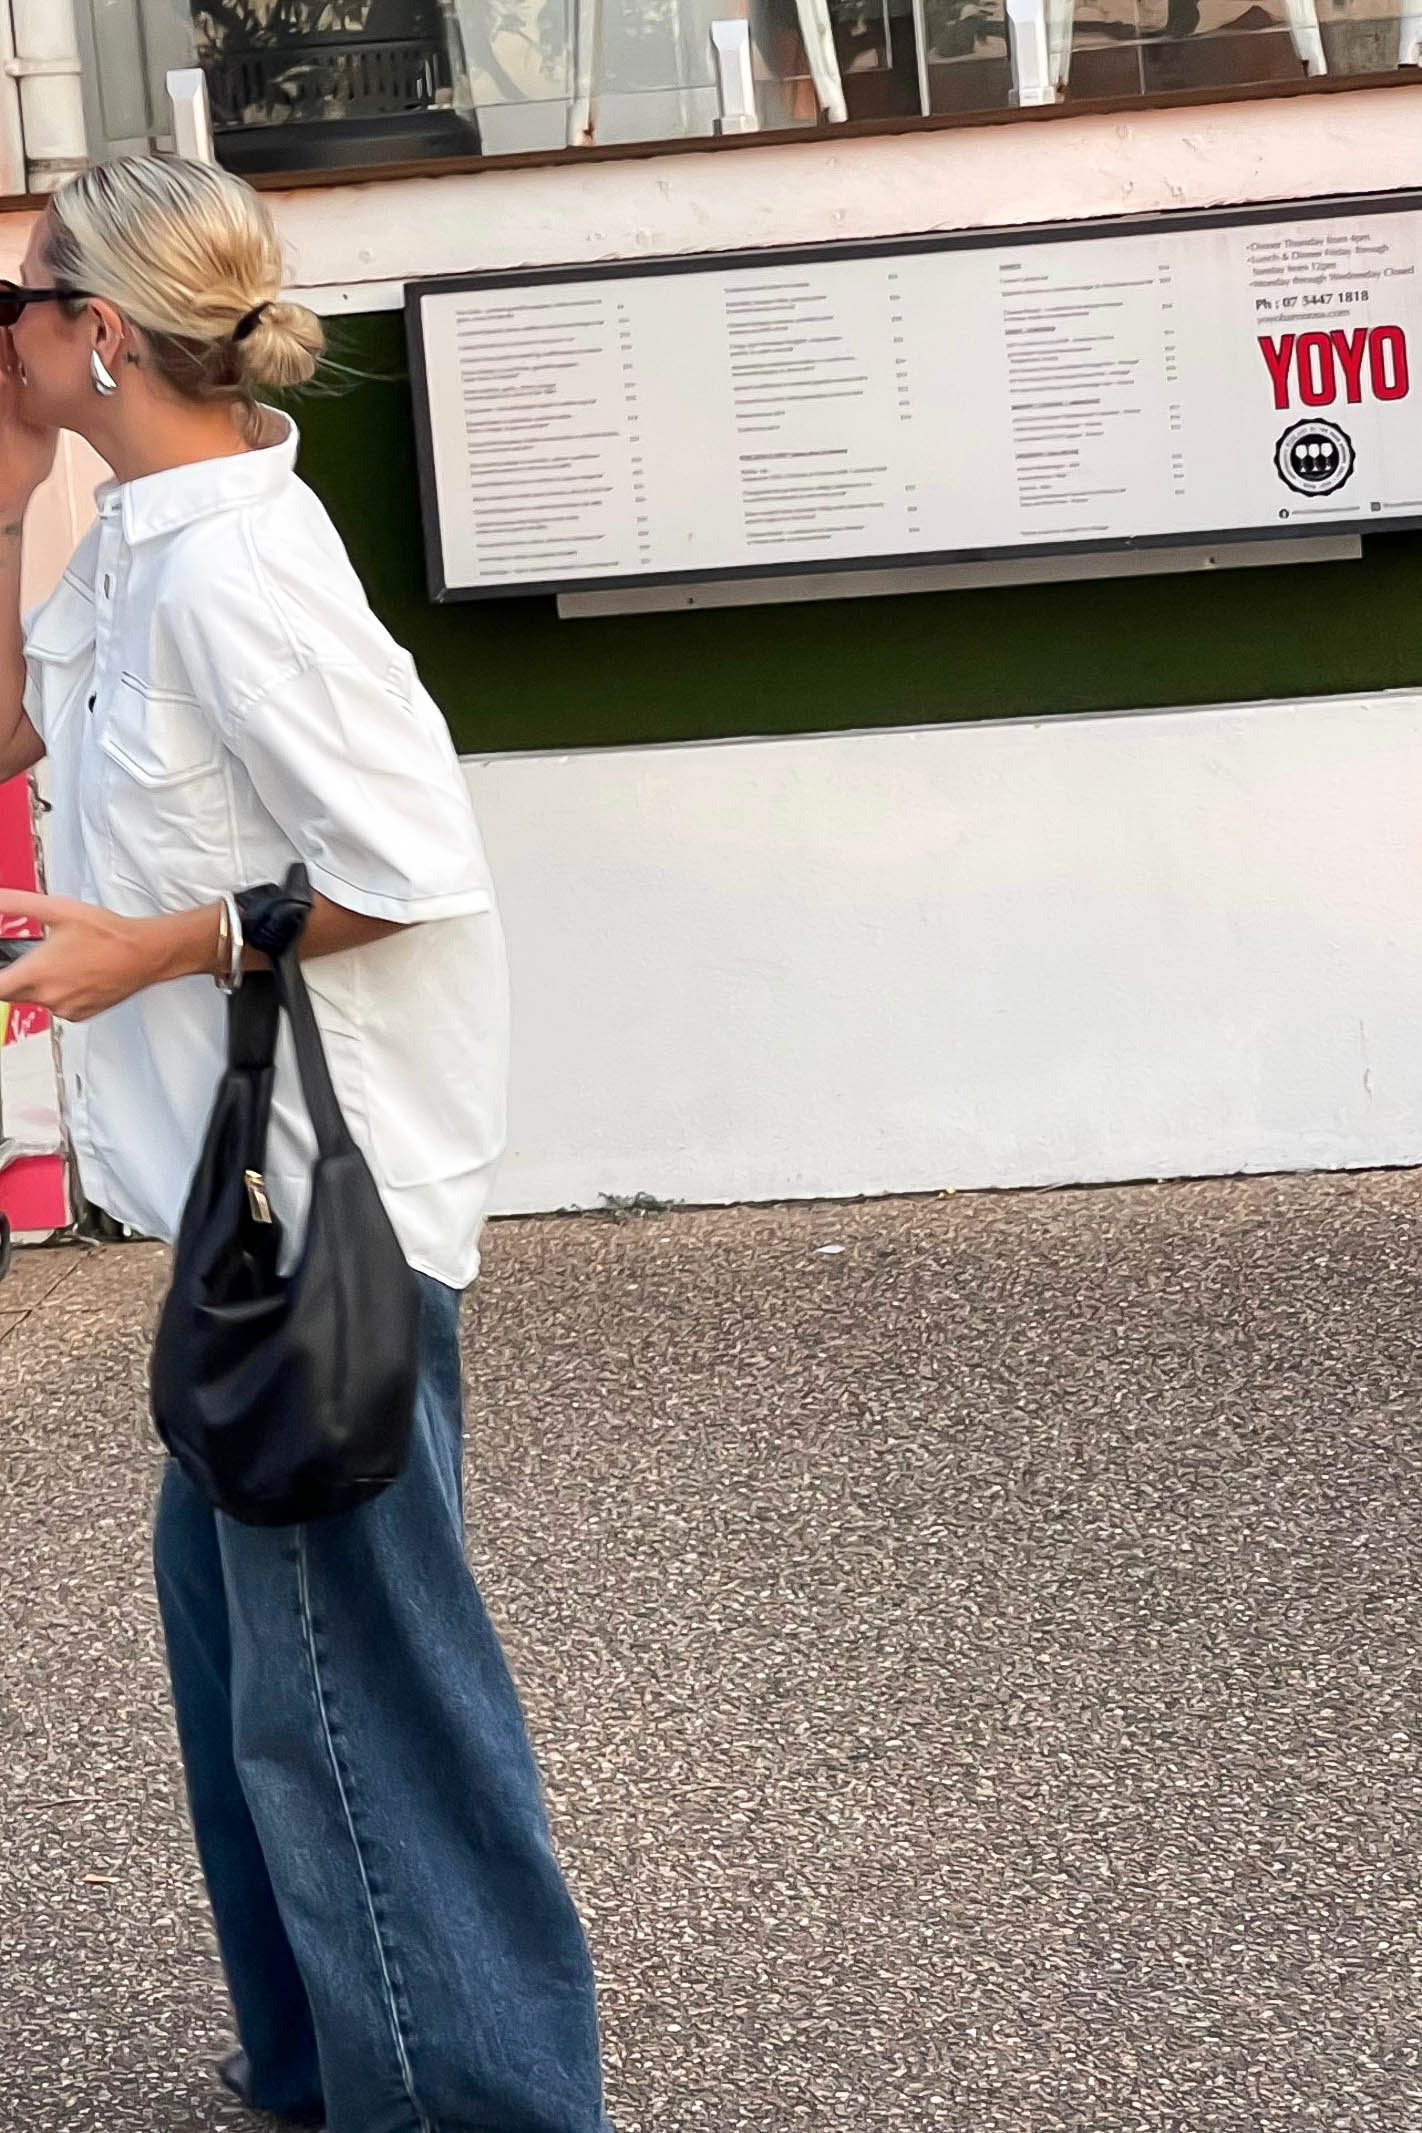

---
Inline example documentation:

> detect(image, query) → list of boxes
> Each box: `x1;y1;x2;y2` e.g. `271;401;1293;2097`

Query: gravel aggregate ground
1;1171;1421;2132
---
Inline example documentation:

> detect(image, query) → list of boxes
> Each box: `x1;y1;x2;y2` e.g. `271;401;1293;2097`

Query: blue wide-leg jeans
153;1275;611;2133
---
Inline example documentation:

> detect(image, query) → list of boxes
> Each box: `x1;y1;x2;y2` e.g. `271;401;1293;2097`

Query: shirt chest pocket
97;680;236;904
25;573;96;742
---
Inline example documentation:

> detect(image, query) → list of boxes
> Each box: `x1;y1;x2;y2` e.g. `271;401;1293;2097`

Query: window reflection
192;1;481;169
921;0;1012;110
1051;0;1411;102
175;0;1422;172
456;2;923;149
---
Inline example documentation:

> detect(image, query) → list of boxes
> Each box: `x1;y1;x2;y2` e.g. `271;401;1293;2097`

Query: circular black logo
1275;419;1355;498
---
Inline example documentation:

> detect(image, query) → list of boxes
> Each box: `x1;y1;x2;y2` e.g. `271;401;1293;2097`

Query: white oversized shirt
22;416;508;1290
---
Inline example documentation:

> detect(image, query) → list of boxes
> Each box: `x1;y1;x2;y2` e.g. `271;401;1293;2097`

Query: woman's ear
88;297;128;371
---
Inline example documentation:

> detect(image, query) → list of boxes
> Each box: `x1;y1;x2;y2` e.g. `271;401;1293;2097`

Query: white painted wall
471;694;1422;1213
276;84;1422;313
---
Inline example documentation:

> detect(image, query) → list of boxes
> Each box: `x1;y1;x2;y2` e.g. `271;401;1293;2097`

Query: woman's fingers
0;895;101;1016
0;888;83;928
0;939;52;1005
0;899;155;1021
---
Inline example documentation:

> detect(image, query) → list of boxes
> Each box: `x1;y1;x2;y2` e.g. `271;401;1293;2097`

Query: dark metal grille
204;34;451;129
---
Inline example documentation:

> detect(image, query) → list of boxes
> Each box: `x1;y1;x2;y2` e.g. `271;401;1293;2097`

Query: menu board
406;192;1422;601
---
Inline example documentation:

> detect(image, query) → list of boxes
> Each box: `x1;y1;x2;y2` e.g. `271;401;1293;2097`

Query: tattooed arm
0;329;60;785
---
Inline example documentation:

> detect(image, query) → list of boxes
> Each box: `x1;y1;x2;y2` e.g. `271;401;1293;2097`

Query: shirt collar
95;411;300;545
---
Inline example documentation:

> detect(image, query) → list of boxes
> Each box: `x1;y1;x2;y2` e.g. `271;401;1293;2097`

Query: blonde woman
0;158;611;2133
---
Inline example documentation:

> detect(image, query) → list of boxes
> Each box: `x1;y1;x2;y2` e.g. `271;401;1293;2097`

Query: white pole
794;0;848;123
0;5;27;197
567;0;601;147
1283;0;1327;73
1006;0;1053;104
167;67;216;165
711;20;760;132
9;0;87;193
908;0;932;116
1047;0;1075;89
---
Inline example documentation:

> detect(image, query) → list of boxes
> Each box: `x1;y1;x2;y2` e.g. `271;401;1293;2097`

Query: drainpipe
8;0;88;194
0;6;25;197
567;0;601;147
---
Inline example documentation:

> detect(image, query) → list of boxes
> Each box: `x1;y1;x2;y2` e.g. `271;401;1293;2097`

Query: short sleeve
221;659;493;926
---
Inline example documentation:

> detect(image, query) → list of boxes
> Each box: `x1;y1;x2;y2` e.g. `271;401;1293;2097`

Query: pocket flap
25;573;95;665
99;680;223;787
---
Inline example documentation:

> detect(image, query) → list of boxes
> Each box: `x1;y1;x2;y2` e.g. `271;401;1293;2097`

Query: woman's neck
82;393;258;485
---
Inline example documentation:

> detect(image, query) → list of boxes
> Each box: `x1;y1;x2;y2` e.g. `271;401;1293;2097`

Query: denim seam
296;1526;433;2133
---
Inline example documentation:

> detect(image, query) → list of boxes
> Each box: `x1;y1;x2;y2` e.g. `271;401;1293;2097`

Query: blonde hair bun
237;299;324;390
45;155;326;421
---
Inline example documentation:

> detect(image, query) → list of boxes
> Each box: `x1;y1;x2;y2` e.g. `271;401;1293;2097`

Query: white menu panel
407;195;1422;600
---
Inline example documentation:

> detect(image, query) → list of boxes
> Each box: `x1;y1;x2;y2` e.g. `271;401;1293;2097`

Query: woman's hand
0;329;58;511
0;890;207;1022
0;885;403;1022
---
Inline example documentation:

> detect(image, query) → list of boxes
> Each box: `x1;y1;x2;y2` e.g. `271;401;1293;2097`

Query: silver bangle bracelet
215;891;244;995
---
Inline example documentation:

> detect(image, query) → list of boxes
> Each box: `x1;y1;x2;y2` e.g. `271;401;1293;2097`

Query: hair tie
232;301;271;343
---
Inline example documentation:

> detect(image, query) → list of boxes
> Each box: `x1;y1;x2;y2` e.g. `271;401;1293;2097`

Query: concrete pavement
2;1172;1421;2131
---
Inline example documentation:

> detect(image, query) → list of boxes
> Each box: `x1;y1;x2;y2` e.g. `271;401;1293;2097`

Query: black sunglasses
0;281;90;329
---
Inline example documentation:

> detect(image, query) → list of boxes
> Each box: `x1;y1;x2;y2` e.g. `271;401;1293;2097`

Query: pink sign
0;770;67;1234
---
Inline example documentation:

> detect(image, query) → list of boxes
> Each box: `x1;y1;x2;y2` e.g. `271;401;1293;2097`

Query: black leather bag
150;864;421;1526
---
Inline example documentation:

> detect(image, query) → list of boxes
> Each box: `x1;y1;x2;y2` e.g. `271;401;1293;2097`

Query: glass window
190;2;480;171
166;0;1422;175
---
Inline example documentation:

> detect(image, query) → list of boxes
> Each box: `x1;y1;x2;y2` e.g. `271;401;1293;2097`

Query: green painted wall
294;314;1422;756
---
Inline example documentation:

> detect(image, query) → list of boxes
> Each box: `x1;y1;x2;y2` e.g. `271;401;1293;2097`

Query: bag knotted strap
237;864;355;1163
237;866;314;963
